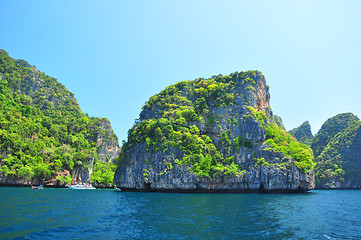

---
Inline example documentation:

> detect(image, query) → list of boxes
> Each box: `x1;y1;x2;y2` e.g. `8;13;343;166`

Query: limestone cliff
93;118;120;164
114;71;315;192
67;118;120;187
87;118;120;188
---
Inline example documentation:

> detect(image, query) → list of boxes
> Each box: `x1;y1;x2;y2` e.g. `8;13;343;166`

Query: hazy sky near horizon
1;0;361;142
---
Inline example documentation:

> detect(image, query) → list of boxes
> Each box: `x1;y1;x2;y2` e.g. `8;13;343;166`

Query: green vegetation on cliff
0;50;118;185
122;71;314;179
311;113;361;188
288;121;313;146
269;113;361;188
311;113;359;158
247;107;314;173
143;73;237;118
126;118;244;178
124;73;258;178
91;161;118;186
273;115;285;130
265;123;314;172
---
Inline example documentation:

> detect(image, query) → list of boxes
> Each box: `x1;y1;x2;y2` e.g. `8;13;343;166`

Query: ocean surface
0;188;361;240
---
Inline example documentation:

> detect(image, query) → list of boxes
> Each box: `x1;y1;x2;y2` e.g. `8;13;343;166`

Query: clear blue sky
1;0;361;142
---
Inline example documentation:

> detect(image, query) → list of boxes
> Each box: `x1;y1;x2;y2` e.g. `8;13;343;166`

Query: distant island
1;49;360;191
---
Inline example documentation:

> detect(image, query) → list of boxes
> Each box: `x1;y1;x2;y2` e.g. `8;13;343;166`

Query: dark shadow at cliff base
314;187;361;190
0;183;115;189
119;187;311;194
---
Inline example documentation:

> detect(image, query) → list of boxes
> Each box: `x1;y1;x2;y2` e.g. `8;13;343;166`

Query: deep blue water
0;188;361;240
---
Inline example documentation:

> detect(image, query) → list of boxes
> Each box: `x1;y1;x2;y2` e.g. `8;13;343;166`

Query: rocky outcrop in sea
114;71;315;192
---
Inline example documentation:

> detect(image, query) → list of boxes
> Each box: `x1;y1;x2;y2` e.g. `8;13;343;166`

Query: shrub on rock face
265;123;314;173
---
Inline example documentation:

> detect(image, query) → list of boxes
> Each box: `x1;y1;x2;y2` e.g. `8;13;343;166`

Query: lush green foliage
124;72;263;179
273;115;285;130
124;70;315;178
311;113;359;157
246;106;268;127
0;50;117;184
143;71;264;119
288;121;313;146
271;113;361;187
265;123;314;172
246;106;314;172
125;117;245;179
91;161;117;186
56;175;72;184
314;121;361;187
144;75;235;119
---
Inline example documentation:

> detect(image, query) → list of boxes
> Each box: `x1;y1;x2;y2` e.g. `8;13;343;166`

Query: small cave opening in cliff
144;182;151;191
296;186;305;193
259;183;266;193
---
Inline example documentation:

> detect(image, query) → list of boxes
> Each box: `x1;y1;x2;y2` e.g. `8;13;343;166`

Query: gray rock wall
114;142;314;192
95;119;120;164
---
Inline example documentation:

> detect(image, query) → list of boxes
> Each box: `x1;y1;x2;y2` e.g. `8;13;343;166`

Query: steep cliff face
0;49;119;187
313;114;361;188
93;118;120;164
68;118;120;187
289;121;313;146
88;118;120;188
114;71;314;192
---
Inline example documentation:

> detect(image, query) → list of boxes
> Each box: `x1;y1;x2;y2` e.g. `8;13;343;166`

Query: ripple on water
1;189;361;239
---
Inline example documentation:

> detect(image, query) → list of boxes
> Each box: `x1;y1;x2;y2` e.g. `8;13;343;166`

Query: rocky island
0;50;120;187
6;49;349;192
114;71;315;192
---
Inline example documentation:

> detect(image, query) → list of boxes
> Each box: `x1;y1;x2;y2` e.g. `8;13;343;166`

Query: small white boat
66;183;96;189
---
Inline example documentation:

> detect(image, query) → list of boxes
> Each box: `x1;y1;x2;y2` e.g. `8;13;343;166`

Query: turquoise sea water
0;188;360;240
